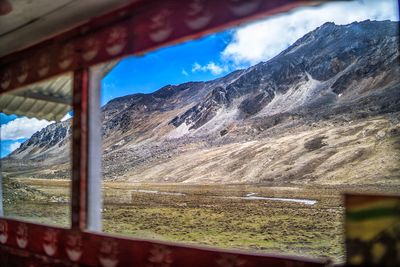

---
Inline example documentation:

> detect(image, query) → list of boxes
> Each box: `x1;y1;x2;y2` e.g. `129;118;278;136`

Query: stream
130;190;318;205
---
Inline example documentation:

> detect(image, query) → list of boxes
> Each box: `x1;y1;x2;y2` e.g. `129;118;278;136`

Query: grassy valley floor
4;179;400;263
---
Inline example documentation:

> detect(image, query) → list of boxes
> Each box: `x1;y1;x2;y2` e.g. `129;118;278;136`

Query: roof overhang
0;0;136;58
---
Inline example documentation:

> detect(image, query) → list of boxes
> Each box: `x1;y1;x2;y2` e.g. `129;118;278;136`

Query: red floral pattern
0;218;328;267
185;0;213;30
0;220;8;244
216;254;247;267
98;238;119;267
58;43;75;70
16;223;28;249
106;27;128;56
38;53;50;77
16;61;29;84
65;231;83;262
43;229;58;256
147;244;174;267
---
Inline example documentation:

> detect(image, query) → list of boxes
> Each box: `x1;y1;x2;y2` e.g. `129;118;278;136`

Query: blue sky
1;0;399;157
101;31;234;105
100;0;399;106
0;113;16;125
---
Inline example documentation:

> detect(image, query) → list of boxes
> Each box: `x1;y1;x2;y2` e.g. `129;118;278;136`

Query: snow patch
221;192;317;205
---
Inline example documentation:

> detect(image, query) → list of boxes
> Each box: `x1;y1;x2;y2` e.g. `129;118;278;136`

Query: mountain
3;20;400;184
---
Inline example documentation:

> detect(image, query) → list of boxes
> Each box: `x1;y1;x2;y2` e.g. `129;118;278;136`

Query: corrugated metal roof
0;61;117;121
0;0;135;57
0;73;72;121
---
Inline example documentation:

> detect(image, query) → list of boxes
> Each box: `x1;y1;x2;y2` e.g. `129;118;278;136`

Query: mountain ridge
3;19;400;184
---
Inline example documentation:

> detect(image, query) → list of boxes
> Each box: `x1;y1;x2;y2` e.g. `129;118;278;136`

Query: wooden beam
71;68;89;230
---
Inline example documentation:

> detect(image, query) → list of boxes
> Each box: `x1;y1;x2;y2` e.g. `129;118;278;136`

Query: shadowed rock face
4;20;400;184
171;20;399;130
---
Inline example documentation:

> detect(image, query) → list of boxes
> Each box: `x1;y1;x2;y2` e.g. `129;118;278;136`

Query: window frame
0;1;335;266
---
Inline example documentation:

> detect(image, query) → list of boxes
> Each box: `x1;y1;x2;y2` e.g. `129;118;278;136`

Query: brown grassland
4;178;400;263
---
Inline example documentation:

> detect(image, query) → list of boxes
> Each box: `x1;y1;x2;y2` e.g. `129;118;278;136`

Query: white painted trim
87;66;103;231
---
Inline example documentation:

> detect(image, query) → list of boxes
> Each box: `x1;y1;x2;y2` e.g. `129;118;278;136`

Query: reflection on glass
0;73;72;227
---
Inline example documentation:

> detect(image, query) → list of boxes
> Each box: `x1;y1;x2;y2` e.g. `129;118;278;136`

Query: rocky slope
3;20;400;184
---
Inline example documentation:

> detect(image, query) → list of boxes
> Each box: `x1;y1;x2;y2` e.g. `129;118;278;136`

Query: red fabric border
0;0;321;93
0;1;332;266
0;218;329;266
71;69;90;230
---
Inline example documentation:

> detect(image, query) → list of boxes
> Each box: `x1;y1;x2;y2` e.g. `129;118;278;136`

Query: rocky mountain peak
9;120;71;161
169;20;399;132
6;20;399;179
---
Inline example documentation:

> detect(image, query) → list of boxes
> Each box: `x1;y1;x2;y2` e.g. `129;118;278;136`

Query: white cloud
192;62;202;72
181;68;189;76
9;141;22;152
191;61;227;75
0;117;52;140
206;62;225;75
222;0;399;66
61;112;72;122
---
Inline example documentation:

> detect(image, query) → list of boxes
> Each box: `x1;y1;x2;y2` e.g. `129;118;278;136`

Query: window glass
0;73;72;227
95;0;399;263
